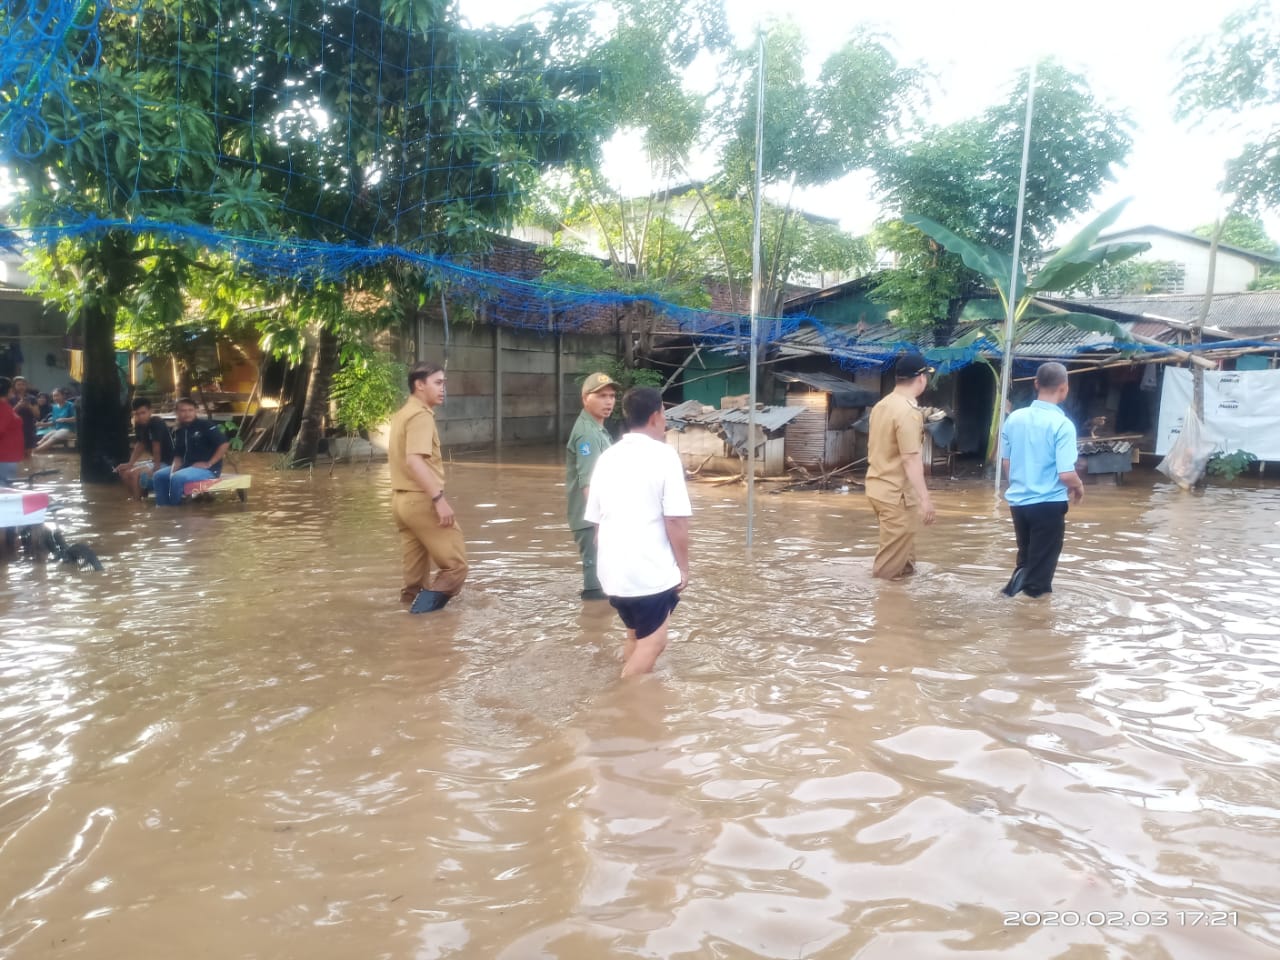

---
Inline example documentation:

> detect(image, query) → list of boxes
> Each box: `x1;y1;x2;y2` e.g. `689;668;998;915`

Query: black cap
894;352;935;379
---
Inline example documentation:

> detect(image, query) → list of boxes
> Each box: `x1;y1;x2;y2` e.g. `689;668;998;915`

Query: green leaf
1035;311;1134;341
950;323;996;350
903;213;1025;297
1043;198;1133;264
1030;240;1151;293
959;298;1008;321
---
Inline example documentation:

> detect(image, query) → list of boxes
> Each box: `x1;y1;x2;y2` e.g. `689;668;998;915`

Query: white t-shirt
584;431;692;597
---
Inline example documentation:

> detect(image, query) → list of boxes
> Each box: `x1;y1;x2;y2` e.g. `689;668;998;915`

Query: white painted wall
1115;232;1261;295
0;251;33;290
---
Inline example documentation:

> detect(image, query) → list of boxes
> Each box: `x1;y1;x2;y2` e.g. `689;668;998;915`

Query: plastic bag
1156;407;1218;490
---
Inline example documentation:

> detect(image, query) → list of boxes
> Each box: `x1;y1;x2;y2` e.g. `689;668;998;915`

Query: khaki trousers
392;491;468;599
870;495;918;580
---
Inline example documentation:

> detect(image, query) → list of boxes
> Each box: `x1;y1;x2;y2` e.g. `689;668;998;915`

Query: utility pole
992;61;1037;500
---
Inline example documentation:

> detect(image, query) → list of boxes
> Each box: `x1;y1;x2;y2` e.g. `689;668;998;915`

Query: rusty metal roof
665;400;805;433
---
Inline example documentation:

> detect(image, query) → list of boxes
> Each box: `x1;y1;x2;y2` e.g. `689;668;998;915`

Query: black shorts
609;588;680;640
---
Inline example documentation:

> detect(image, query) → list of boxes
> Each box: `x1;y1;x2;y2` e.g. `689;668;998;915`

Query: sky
459;0;1279;243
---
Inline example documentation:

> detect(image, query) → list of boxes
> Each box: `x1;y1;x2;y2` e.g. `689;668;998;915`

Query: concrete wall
0;290;73;388
410;318;616;449
1123;234;1260;295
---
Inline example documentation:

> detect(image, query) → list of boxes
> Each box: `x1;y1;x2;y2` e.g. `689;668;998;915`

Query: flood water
2;450;1279;959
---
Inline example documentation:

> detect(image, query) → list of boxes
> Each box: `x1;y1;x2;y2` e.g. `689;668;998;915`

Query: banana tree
904;198;1151;459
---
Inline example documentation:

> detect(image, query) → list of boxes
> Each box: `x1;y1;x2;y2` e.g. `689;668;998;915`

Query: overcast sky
460;0;1278;242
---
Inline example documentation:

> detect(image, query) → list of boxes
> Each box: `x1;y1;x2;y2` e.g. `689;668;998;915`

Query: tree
7;0;274;481
872;60;1134;329
329;349;405;463
906;199;1148;458
528;0;732;368
707;21;918;315
3;0;615;475
1192;212;1278;254
1177;1;1280;215
535;14;911;361
691;190;873;316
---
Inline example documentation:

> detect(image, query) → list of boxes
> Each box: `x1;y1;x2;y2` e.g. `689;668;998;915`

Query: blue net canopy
1;0;1254;375
2;0;599;256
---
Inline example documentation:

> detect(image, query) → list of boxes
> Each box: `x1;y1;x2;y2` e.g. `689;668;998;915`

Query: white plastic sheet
1156;368;1280;461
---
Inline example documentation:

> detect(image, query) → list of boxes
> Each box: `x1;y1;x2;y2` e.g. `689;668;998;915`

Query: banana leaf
904;213;1027;298
1037;197;1133;268
1031;241;1151;294
1034;311;1135;341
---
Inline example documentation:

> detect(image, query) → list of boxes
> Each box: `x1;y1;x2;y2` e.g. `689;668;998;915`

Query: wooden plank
785;391;828;468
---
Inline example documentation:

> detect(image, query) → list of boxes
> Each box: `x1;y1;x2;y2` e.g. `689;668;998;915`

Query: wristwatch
431;491;445;503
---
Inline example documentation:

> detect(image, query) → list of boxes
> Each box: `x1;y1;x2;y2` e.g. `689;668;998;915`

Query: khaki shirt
566;410;612;530
865;390;923;505
388;397;444;492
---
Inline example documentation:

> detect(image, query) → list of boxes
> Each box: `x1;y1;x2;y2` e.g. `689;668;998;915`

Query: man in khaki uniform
387;361;468;613
566;372;616;601
866;352;937;579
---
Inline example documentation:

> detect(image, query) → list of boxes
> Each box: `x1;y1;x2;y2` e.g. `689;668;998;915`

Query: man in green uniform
566;372;617;600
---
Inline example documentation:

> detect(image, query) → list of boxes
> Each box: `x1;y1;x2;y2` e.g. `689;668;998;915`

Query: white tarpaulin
1157;367;1280;460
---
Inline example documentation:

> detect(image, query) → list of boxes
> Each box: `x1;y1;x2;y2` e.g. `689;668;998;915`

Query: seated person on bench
33;388;77;451
116;398;174;500
153;398;229;507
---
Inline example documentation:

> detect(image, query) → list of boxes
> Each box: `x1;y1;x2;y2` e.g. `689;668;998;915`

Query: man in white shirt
584;386;691;677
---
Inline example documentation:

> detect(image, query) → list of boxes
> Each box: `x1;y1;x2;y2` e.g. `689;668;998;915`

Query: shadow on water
2;451;1279;958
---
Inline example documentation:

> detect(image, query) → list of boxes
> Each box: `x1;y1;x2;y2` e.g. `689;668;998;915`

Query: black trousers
1010;500;1068;597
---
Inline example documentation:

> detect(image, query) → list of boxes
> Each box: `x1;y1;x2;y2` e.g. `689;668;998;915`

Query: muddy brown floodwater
2;450;1280;959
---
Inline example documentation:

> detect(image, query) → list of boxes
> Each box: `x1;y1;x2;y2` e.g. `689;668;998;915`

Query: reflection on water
2;452;1279;958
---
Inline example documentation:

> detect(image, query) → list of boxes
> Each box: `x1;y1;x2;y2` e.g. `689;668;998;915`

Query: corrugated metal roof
1067;292;1280;334
774;370;881;406
715;406;807;430
664;400;805;433
1005;317;1116;352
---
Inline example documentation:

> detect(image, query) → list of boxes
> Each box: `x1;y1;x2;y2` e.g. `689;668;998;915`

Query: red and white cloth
0;489;50;527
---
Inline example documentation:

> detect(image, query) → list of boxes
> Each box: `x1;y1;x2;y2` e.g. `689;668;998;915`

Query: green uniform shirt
566;410;612;530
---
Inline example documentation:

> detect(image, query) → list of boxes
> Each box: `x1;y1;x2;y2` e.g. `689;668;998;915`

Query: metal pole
993;61;1037;501
746;30;766;547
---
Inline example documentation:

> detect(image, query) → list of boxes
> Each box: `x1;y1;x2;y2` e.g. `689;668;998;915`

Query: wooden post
1193;216;1227;422
492;313;503;449
555;329;564;447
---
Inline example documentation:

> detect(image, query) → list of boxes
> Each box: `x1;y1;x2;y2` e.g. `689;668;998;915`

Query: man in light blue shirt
1000;362;1084;597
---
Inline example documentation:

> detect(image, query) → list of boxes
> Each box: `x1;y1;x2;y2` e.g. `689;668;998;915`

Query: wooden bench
182;473;252;502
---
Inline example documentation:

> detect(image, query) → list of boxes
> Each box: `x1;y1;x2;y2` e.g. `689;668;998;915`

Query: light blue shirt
1001;400;1078;506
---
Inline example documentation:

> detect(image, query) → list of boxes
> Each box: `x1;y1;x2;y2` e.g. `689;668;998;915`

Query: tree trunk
78;300;130;483
289;325;340;467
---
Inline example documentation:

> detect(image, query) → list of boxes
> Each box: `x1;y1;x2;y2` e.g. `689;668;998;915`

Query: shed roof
773;370;881;406
1063;292;1280;334
664;400;805;433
